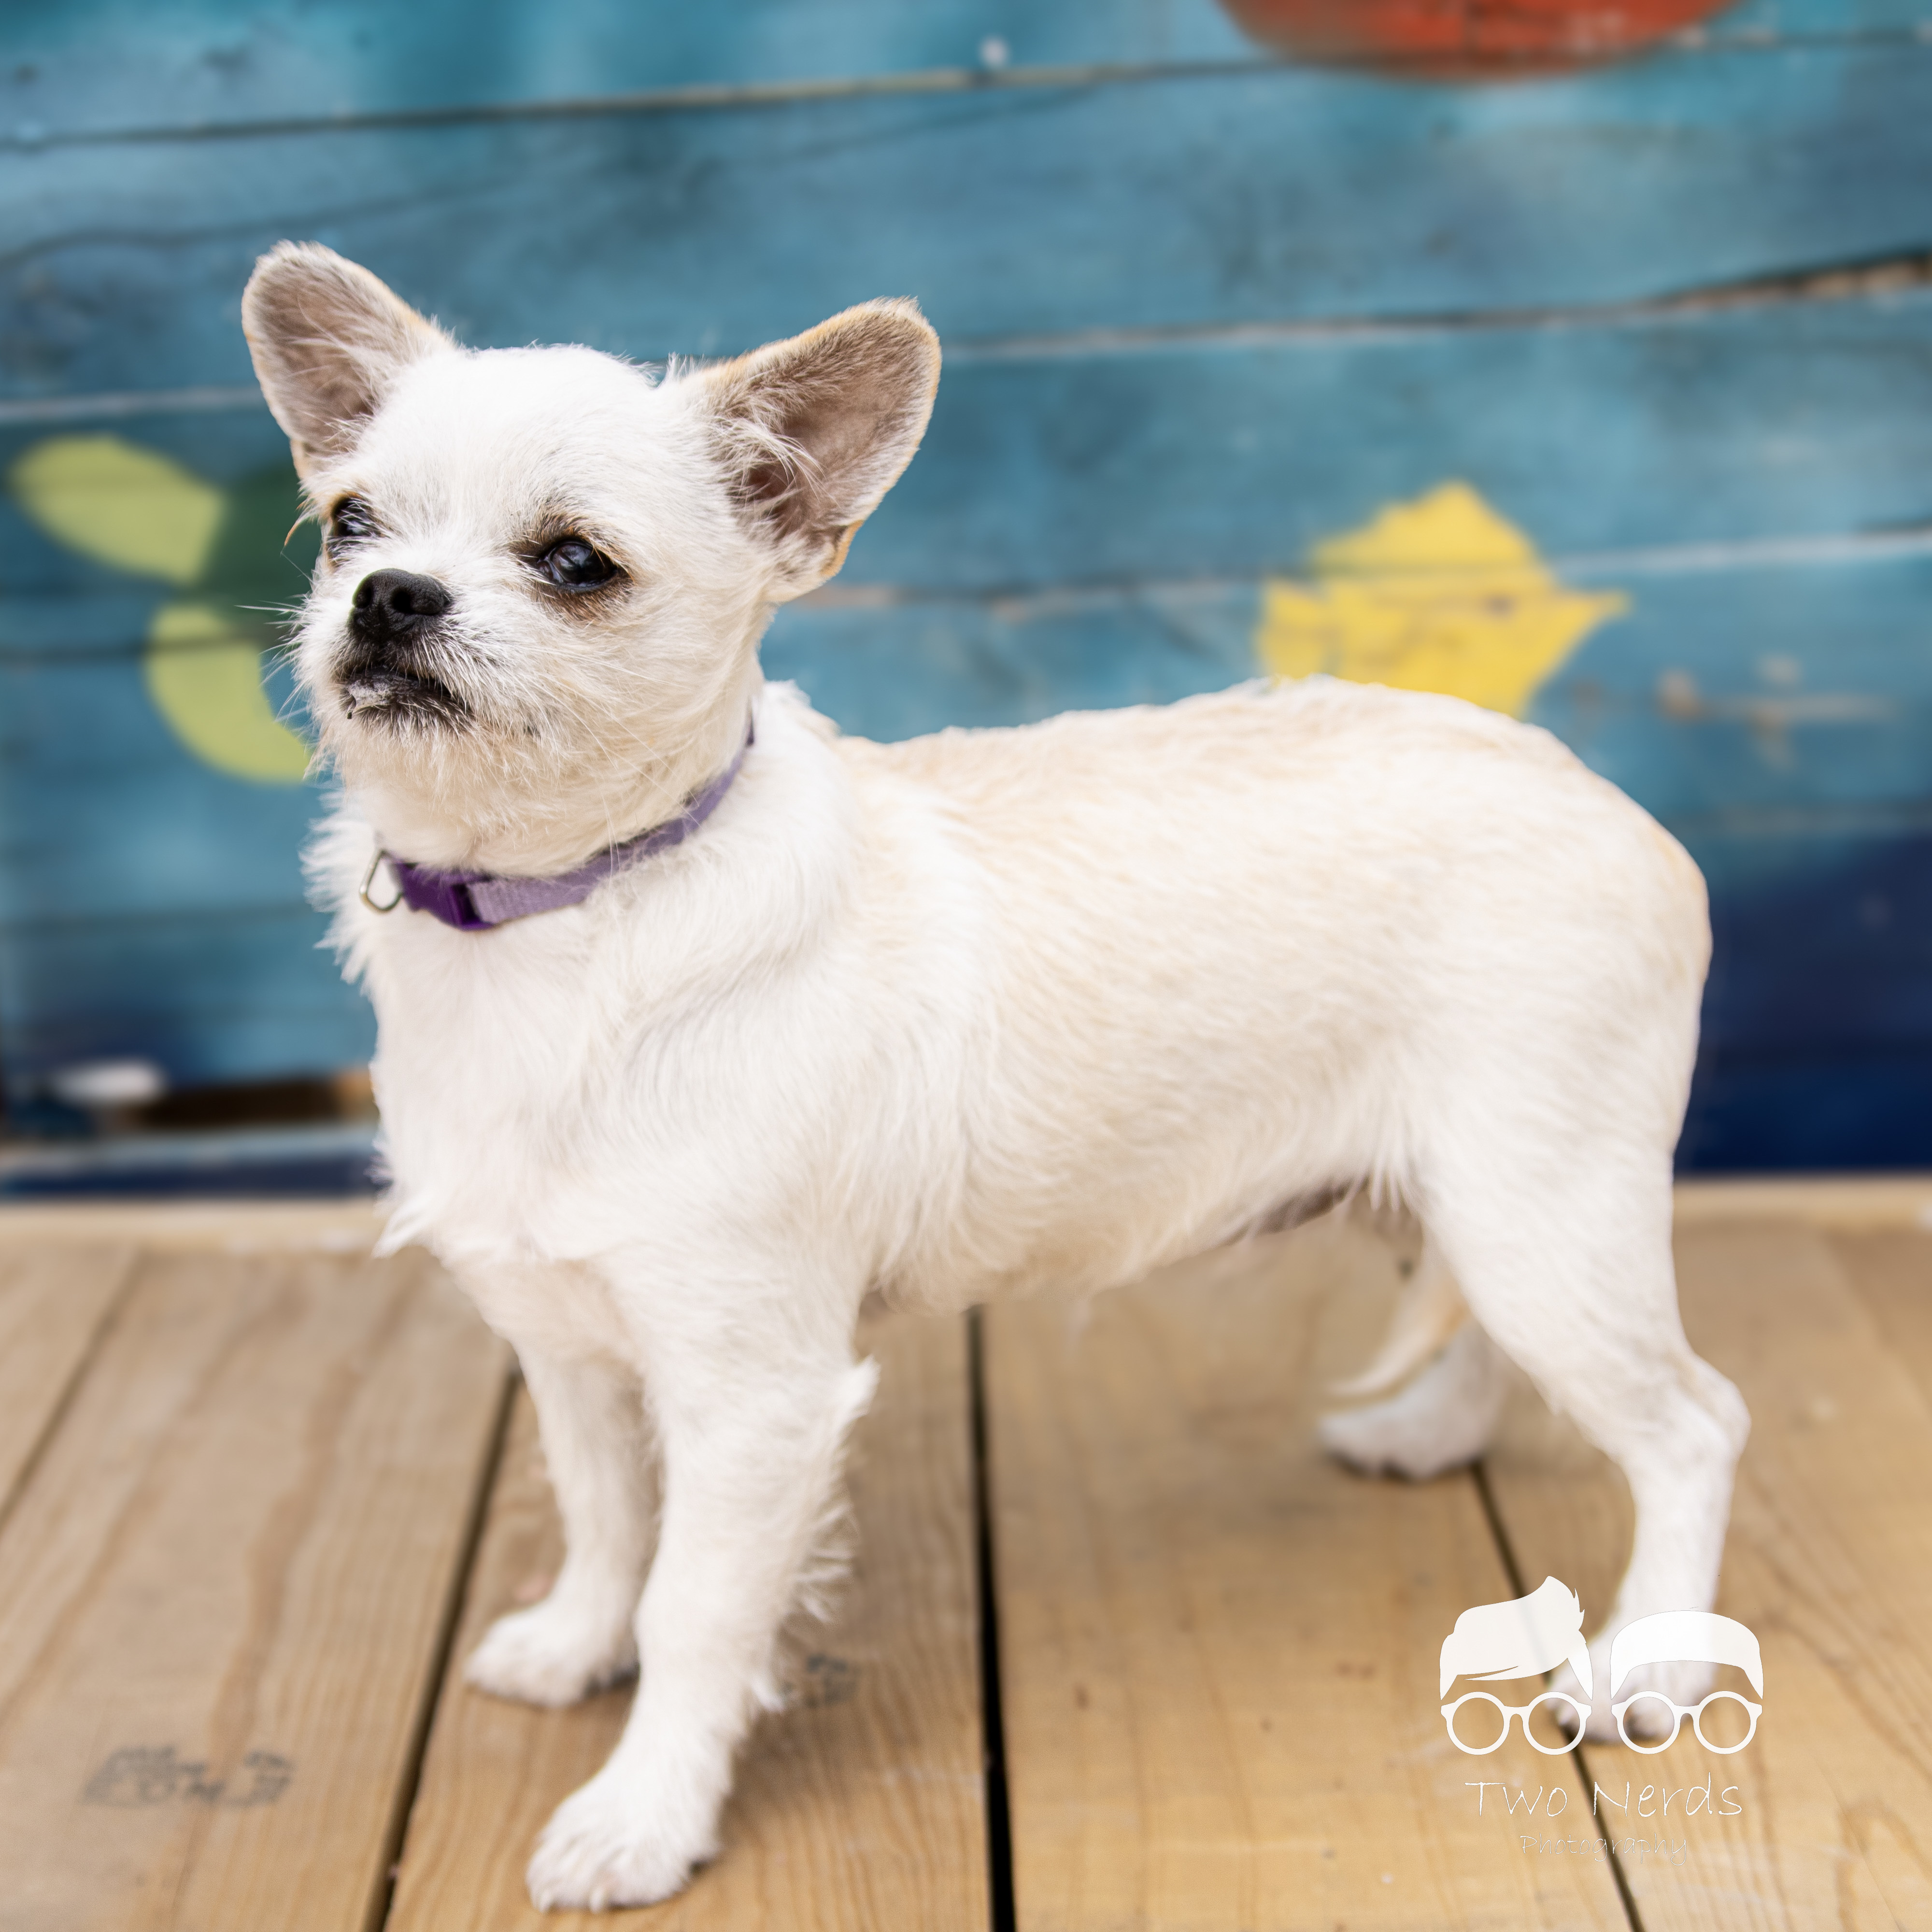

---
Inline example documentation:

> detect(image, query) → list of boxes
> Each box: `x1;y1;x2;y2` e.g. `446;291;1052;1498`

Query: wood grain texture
0;1197;384;1253
984;1215;1628;1931
8;2;1932;1121
0;0;1261;143
8;40;1932;394
1674;1177;1932;1229
18;301;1932;633
1827;1226;1932;1412
9;0;1926;150
386;1306;987;1932
861;296;1932;593
1481;1218;1932;1928
0;1242;134;1509
0;1245;510;1932
11;0;1932;151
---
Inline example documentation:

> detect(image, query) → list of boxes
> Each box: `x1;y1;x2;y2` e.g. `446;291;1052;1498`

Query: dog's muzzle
337;568;468;722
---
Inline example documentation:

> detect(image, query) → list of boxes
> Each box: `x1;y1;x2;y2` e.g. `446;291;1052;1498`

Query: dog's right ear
242;242;454;476
700;300;940;599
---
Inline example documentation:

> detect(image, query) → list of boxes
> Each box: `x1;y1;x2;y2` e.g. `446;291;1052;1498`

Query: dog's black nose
350;568;452;639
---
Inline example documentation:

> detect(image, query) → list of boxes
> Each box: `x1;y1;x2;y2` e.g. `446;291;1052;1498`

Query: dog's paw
1565;1634;1716;1745
1575;1646;1717;1746
1318;1395;1481;1481
1542;1660;1594;1741
1318;1329;1502;1482
526;1766;715;1911
464;1599;636;1709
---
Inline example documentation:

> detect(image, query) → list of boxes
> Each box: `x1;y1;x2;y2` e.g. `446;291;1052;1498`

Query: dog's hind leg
1423;1151;1749;1742
465;1350;655;1708
1319;1237;1506;1479
525;1281;877;1910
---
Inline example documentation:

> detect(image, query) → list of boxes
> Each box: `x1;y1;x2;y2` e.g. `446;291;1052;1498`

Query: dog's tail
1331;1239;1470;1398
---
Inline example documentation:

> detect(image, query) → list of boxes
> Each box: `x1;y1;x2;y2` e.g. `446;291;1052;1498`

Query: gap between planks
383;1303;989;1932
0;1243;511;1932
978;1204;1932;1930
367;1362;522;1932
0;1242;139;1546
1478;1217;1932;1931
26;34;1932;155
980;1217;1629;1931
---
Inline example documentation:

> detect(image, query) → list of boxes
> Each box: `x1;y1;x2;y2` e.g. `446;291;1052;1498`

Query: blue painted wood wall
3;0;1930;1168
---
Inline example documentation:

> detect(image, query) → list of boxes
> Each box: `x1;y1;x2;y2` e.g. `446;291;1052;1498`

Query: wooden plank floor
1482;1222;1932;1930
385;1307;987;1932
0;1184;1928;1930
0;1241;509;1932
982;1224;1628;1932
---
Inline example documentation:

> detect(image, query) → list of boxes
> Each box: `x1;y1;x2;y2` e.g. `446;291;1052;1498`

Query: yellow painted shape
144;601;312;784
8;434;224;586
1256;481;1628;716
6;434;310;785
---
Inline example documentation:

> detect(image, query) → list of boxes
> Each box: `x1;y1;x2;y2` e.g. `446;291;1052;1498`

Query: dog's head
242;243;938;869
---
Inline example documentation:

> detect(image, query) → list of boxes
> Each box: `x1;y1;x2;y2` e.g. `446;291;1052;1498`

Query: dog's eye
327;497;379;554
537;536;621;590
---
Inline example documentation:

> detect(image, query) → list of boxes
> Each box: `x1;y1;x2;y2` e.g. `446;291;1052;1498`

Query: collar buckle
360;849;405;913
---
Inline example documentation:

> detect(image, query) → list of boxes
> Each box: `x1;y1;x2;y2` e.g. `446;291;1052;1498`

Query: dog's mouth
336;657;470;726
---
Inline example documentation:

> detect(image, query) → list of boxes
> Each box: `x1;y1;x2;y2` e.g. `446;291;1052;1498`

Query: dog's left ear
701;300;939;598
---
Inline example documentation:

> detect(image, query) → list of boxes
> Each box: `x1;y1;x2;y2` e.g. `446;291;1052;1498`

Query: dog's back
848;675;1707;1302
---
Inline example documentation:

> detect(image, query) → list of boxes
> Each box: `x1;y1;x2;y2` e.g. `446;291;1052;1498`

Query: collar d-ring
360;847;405;913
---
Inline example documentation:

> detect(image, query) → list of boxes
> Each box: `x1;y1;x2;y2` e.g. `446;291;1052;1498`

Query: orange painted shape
1220;0;1734;76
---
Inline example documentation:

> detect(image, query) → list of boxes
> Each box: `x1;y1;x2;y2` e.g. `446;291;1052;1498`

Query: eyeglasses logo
1439;1579;1763;1756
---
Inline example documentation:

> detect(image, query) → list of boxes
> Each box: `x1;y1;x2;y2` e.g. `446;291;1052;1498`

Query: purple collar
360;718;754;932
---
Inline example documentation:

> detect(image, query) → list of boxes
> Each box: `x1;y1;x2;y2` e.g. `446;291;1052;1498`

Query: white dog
242;243;1749;1910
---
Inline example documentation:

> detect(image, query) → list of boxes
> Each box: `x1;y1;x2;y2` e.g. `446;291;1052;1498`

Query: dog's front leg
466;1350;653;1707
525;1309;877;1912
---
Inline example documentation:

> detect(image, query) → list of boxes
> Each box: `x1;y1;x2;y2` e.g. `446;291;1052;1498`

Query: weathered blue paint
871;298;1932;586
9;45;1932;409
11;292;1932;617
768;553;1932;820
2;0;1930;1169
2;857;364;1079
3;0;1923;148
0;1;1896;142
